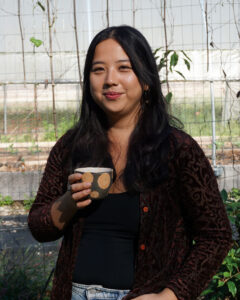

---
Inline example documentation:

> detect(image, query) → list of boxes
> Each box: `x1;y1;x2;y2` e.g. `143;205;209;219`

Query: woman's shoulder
52;128;77;151
46;128;77;167
168;127;203;160
169;127;198;148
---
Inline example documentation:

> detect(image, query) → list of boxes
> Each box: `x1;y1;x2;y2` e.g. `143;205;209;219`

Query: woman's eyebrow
116;59;130;63
92;61;104;66
92;59;130;66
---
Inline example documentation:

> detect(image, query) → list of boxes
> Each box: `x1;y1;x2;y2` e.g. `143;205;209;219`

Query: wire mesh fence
0;0;239;199
0;1;239;298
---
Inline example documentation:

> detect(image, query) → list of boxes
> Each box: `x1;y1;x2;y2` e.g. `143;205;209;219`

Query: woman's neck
107;117;137;142
106;108;140;133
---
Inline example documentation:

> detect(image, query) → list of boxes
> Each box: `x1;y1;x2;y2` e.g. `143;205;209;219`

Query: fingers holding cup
67;173;92;208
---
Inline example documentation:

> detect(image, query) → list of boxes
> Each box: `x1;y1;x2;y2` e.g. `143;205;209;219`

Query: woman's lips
103;92;122;100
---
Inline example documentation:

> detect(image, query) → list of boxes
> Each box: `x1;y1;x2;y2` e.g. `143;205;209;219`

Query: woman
28;25;232;300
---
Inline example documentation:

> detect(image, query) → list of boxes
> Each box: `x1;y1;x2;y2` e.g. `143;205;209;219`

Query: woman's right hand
67;173;92;209
51;173;92;230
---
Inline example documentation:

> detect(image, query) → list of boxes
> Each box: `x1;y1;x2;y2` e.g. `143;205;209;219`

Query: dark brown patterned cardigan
28;128;233;300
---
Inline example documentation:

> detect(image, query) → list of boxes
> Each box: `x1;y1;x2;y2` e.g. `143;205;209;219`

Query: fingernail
85;182;91;187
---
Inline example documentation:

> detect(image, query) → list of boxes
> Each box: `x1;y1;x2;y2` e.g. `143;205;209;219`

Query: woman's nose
104;68;118;86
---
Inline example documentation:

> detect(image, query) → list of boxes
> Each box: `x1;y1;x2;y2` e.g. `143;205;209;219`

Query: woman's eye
119;65;131;71
92;67;104;73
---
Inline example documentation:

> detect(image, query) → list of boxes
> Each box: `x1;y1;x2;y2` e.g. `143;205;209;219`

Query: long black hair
68;25;181;192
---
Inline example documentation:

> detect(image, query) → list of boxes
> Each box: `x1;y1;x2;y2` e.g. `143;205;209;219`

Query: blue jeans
71;282;130;300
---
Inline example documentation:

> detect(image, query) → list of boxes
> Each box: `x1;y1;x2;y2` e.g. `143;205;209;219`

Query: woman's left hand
131;288;178;300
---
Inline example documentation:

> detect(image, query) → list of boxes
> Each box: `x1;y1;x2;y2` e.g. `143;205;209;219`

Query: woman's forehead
92;39;130;63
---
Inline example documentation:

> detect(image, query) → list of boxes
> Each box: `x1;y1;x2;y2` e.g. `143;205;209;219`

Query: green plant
233;142;240;148
0;195;14;206
153;48;192;103
23;195;36;211
171;101;240;138
0;135;11;143
207;141;226;150
216;141;225;149
229;188;240;201
43;115;75;141
23;134;32;142
222;189;240;241
29;142;42;154
30;37;43;48
201;247;240;300
201;188;240;299
7;143;18;155
0;247;56;300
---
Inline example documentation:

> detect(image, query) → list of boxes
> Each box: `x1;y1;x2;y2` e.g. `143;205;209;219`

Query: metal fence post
210;80;223;177
3;84;7;135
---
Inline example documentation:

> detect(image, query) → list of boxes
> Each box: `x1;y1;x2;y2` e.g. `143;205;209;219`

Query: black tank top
72;192;140;289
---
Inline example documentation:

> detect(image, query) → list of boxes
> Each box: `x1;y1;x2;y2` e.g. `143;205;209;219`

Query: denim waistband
72;282;130;293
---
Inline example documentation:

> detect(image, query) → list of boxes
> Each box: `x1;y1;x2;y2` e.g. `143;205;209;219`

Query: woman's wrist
50;191;78;230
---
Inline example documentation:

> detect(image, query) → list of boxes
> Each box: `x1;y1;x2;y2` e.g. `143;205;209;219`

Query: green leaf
181;50;192;62
221;189;228;201
164;50;174;58
217;280;225;287
160;57;167;64
184;58;191;70
4;195;12;201
223;271;230;278
225;256;232;264
201;288;214;296
30;37;43;48
227;281;237;297
152;47;162;56
228;215;236;224
165;92;173;103
175;70;186;80
228;248;235;257
37;1;45;11
157;57;167;71
209;296;218;300
227;264;233;273
234;273;240;279
231;262;239;270
170;52;178;71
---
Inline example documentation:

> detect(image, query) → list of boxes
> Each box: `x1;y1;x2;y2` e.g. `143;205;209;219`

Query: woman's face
89;38;143;123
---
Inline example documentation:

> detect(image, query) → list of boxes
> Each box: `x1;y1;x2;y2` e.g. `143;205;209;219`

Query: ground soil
0;149;49;172
0;202;27;216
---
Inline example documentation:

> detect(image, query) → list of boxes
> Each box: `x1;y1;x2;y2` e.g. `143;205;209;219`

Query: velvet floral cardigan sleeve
28;128;233;300
28;133;70;242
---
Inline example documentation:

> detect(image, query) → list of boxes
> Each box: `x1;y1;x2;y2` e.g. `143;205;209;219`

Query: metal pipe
0;79;238;86
199;0;222;176
87;0;92;44
210;81;216;168
3;84;7;135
